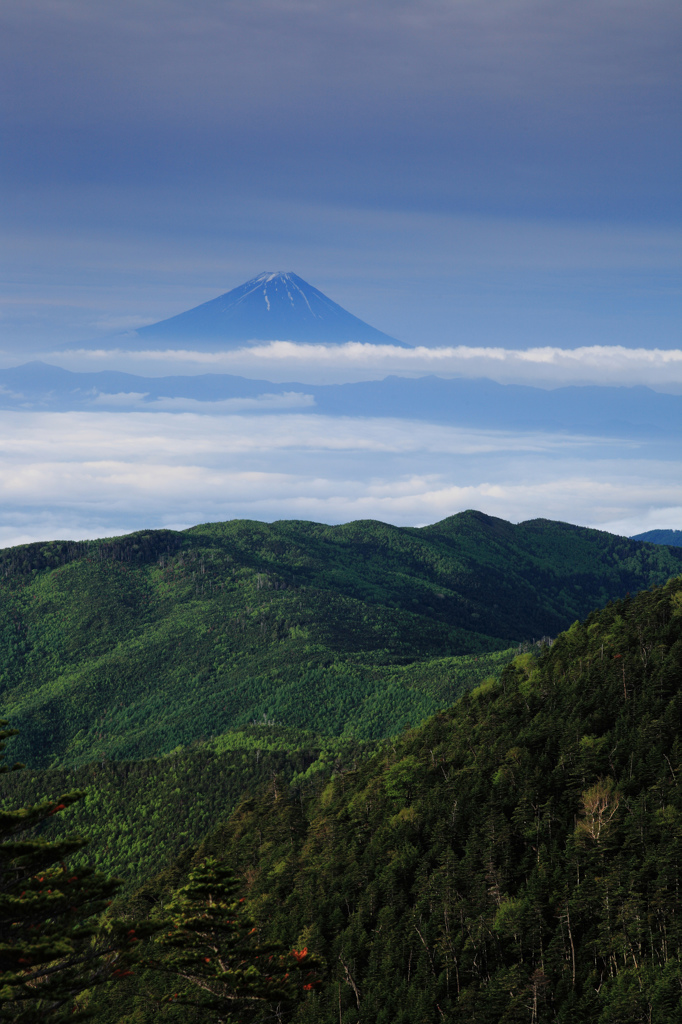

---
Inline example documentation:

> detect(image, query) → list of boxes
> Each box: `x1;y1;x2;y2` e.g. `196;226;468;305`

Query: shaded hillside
112;574;682;1023
1;512;681;768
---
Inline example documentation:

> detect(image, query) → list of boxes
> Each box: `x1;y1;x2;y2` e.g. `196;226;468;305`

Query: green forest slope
1;511;681;768
98;574;682;1024
0;725;368;892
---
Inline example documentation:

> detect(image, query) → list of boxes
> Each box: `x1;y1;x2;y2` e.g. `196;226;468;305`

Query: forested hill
106;573;682;1024
2;511;682;768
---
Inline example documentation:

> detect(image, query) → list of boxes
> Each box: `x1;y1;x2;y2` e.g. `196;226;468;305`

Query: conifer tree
147;857;319;1022
0;721;149;1022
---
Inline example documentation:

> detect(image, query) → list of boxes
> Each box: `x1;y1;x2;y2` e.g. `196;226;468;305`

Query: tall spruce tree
145;857;319;1022
0;721;149;1022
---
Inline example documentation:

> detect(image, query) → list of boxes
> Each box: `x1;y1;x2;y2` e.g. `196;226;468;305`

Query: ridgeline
1;512;681;769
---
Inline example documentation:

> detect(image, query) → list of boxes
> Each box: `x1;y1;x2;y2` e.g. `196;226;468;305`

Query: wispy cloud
88;391;149;407
89;391;316;412
0;411;629;460
51;343;682;390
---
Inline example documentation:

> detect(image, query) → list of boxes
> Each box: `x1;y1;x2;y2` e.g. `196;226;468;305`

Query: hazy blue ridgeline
632;529;682;547
2;362;681;438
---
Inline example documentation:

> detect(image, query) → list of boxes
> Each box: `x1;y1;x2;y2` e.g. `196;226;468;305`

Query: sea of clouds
51;342;682;391
1;407;680;547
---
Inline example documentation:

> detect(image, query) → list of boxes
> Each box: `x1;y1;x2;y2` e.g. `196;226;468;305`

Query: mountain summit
132;271;406;349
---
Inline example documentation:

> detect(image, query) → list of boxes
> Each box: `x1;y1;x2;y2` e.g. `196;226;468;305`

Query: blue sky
1;0;679;353
0;0;680;543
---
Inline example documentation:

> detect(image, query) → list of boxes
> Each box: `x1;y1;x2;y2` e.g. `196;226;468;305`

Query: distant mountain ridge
122;271;405;349
3;362;681;437
632;529;682;547
5;362;679;438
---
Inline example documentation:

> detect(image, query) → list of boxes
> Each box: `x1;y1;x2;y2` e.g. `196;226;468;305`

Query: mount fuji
126;272;407;349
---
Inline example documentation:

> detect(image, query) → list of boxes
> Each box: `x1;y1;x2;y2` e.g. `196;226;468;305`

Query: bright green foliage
1;512;680;768
0;722;150;1021
137;858;319;1022
0;728;373;891
112;574;682;1024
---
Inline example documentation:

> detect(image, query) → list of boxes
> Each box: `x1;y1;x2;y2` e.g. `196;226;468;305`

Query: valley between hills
1;510;681;1022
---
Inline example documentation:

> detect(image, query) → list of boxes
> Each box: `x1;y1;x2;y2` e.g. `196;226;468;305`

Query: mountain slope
0;725;353;893
115;574;682;1024
129;271;404;348
1;512;681;769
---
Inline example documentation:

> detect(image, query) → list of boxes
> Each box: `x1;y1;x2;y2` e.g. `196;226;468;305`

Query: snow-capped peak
132;271;407;349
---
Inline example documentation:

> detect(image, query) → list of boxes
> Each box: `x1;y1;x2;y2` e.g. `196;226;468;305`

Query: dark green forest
89;573;682;1023
1;512;681;1021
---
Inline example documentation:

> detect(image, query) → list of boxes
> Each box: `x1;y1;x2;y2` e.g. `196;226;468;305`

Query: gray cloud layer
2;0;679;218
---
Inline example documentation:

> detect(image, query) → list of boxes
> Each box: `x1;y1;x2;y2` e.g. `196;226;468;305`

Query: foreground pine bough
0;732;319;1023
0;729;151;1022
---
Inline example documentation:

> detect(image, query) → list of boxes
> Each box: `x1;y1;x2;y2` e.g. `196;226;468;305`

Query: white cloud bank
0;410;679;547
47;342;682;390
